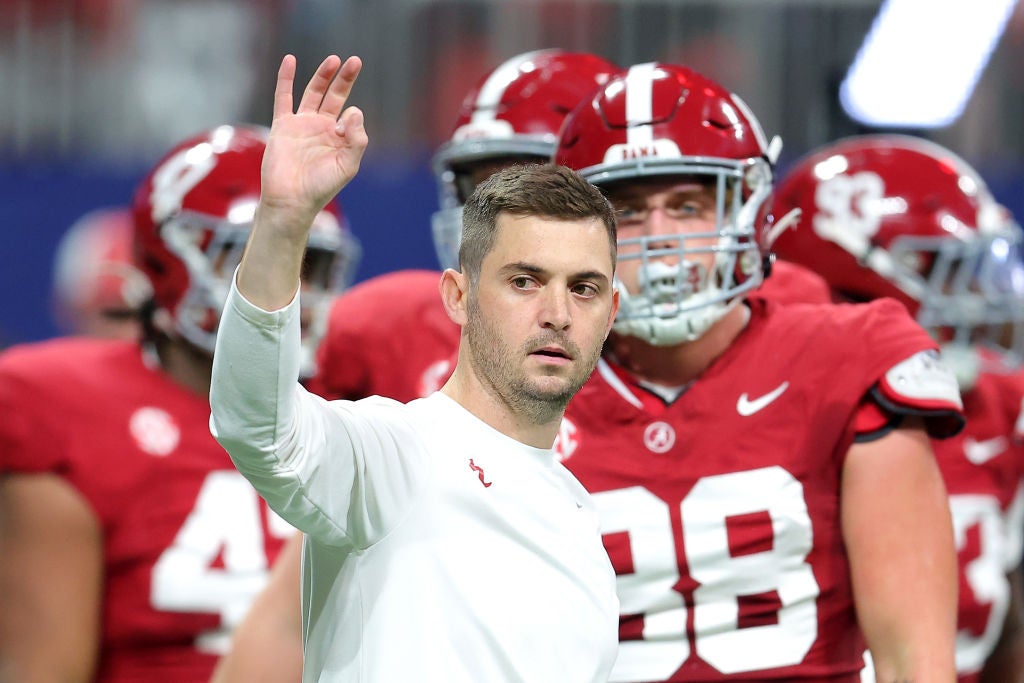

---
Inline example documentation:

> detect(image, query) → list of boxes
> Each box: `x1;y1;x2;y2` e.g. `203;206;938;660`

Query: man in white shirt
209;54;621;683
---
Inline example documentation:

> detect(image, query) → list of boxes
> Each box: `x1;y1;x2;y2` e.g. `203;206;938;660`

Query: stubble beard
466;295;602;425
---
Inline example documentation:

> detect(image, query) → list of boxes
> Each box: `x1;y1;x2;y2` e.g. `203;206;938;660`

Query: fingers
319;56;363;120
276;54;363;130
297;55;343;115
272;55;297;121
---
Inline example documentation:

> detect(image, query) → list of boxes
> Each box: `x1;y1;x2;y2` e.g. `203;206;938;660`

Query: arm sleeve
209;273;424;547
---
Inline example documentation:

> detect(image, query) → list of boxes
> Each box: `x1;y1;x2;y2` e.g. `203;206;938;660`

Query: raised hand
259;54;368;235
237;54;368;311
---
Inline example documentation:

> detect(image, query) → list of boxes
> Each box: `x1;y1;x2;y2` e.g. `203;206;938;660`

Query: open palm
260;55;368;227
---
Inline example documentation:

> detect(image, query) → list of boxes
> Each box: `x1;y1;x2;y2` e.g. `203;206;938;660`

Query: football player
209;49;620;683
551;63;965;681
0;125;359;682
51;206;153;340
770;134;1024;682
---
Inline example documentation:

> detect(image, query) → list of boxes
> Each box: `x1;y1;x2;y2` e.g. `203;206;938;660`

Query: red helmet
52;206;153;338
431;49;619;270
554;62;778;345
132;125;360;375
771;134;1024;381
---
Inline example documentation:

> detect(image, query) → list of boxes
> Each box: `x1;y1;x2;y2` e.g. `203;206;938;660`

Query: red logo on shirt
468;459;492;488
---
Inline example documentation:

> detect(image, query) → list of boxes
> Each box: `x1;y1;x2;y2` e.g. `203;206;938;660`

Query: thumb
337;107;367;148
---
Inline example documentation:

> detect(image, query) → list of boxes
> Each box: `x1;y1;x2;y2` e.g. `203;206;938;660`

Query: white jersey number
949;494;1010;673
151;471;294;654
595;466;820;680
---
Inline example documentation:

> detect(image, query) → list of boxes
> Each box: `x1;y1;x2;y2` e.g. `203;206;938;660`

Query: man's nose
540;288;572;331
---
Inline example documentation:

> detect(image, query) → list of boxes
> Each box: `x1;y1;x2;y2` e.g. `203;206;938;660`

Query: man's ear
439;268;470;326
604;288;620;340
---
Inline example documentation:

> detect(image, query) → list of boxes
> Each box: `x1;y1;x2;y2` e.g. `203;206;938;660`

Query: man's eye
665;199;704;217
572;283;598;298
511;276;534;289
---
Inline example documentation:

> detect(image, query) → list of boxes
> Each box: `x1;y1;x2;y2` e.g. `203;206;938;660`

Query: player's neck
154;336;213;397
441;353;561;451
606;304;751;386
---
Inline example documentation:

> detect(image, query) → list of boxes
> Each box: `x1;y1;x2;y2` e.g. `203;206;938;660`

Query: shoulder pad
879;350;962;410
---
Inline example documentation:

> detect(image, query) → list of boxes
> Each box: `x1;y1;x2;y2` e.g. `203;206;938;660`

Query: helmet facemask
891;226;1024;387
603;159;772;346
155;210;240;356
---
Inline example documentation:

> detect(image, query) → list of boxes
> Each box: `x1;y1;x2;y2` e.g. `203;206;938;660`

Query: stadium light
840;0;1018;128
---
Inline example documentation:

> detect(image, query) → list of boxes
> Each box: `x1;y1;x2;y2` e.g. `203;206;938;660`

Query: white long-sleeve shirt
209;279;619;683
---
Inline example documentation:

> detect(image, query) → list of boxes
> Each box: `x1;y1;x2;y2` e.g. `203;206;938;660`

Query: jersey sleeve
836;299;964;442
0;352;65;475
210;277;428;549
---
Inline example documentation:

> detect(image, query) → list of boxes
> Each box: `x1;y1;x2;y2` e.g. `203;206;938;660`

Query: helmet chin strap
762;208;800;251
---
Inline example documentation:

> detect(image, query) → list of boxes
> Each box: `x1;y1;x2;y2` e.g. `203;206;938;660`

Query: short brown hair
459;163;617;280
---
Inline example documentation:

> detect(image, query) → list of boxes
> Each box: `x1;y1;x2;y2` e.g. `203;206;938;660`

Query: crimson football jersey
306;269;461;401
557;297;963;682
0;338;291;682
938;363;1024;679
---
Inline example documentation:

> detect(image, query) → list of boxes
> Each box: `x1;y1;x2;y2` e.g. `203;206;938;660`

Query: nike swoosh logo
737;382;790;416
964;436;1008;465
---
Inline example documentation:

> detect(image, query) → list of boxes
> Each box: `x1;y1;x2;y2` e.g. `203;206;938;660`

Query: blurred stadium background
2;0;1022;345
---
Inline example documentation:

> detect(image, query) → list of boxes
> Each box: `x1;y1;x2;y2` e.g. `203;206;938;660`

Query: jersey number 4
150;471;294;654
